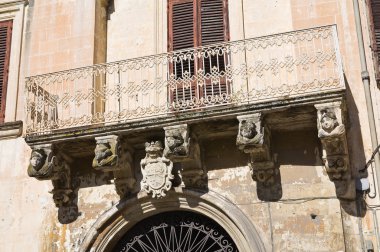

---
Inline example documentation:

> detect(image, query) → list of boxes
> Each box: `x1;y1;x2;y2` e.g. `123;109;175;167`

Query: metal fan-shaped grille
113;211;239;252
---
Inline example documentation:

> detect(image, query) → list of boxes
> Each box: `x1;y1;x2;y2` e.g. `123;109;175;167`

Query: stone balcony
24;25;352;222
25;25;344;141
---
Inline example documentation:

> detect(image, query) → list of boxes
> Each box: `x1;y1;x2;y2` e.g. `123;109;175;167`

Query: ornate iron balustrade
25;25;344;135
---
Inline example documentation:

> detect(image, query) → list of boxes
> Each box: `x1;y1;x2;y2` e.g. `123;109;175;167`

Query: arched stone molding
80;188;266;252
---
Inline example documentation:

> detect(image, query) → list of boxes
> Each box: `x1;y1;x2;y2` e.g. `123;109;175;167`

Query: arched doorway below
112;210;239;252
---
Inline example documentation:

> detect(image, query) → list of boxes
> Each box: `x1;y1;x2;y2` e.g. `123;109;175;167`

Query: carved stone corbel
93;135;119;171
237;114;264;152
315;101;354;199
141;141;174;198
181;137;207;189
237;114;277;186
92;135;136;198
164;124;190;161
164;125;207;189
28;144;74;208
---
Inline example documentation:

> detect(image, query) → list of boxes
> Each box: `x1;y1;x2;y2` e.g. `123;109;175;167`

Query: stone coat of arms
141;141;173;198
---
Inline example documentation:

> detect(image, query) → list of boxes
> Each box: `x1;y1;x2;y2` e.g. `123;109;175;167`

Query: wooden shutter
0;20;12;123
200;0;228;75
168;0;229;50
168;0;229;103
200;0;228;46
169;0;196;51
371;1;380;56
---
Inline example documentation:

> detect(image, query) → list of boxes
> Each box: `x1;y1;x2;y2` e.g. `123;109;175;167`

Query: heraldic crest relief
141;141;174;198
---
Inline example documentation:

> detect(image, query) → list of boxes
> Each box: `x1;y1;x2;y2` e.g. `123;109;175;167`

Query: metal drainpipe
352;0;380;197
352;1;380;248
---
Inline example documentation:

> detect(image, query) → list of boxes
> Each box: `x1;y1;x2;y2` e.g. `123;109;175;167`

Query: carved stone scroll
315;101;354;199
93;135;136;198
237;114;277;186
28;144;74;208
164;124;190;161
141;141;174;198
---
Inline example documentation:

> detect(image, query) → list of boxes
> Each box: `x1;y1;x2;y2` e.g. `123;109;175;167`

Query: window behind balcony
0;20;12;123
168;0;229;108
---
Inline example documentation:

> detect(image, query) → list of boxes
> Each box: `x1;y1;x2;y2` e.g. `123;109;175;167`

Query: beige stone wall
0;138;53;251
26;0;97;75
107;0;166;61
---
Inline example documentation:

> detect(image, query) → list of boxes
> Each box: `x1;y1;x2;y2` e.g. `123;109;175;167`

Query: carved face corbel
315;101;354;199
164;124;190;160
93;135;119;171
316;106;345;138
141;140;174;198
28;145;57;180
236;114;263;152
28;144;75;209
236;113;279;190
93;135;137;198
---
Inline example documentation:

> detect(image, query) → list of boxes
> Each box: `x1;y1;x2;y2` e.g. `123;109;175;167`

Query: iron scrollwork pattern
26;25;344;135
113;211;238;252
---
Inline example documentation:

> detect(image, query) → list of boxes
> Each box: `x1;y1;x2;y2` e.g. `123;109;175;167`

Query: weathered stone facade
1;0;380;251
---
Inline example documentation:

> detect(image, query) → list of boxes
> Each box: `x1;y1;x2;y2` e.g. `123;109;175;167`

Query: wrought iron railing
25;25;345;135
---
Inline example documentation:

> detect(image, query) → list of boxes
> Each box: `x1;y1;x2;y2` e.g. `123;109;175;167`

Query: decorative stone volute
164;124;190;161
315;101;354;199
141;141;174;198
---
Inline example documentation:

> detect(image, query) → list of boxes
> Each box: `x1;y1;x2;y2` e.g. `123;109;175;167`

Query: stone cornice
25;91;345;145
0;120;22;140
